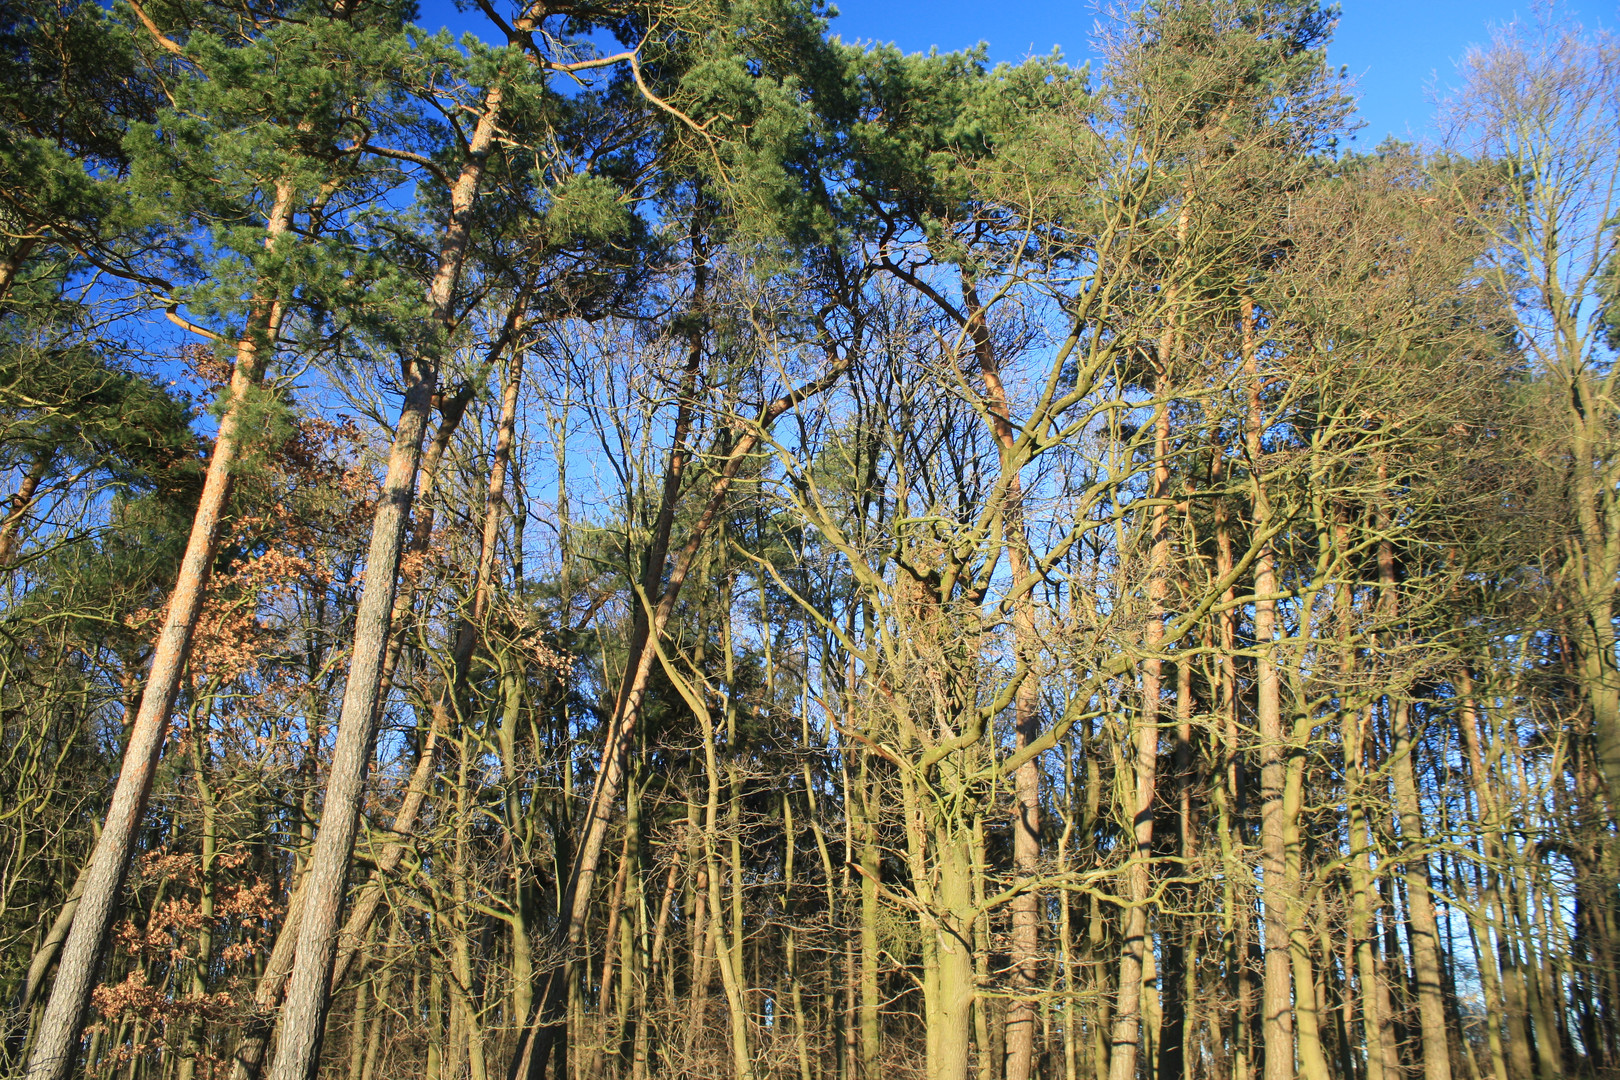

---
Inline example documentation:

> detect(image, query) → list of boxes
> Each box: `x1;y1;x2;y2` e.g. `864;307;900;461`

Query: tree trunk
1109;364;1172;1080
1244;297;1292;1080
929;819;978;1080
229;385;469;1080
857;760;881;1079
1388;697;1453;1080
177;729;219;1080
961;277;1042;1080
0;452;50;567
23;179;297;1080
265;81;504;1080
1282;736;1331;1080
1157;658;1193;1080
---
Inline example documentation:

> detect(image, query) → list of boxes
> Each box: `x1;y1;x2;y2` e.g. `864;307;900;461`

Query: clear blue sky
414;1;1594;148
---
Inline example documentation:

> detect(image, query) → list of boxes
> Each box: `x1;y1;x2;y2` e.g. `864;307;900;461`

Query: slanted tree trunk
265;81;506;1080
0;452;50;567
230;379;470;1080
508;323;854;1078
23;178;297;1080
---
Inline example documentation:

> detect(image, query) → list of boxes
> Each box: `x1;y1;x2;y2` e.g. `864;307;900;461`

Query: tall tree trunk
1454;668;1513;1080
1564;373;1620;822
1210;434;1253;1080
927;816;978;1080
1282;731;1331;1080
1244;297;1292;1080
857;759;881;1079
229;381;470;1080
1388;696;1453;1080
177;728;219;1080
1374;461;1452;1080
1109;372;1172;1080
347;968;370;1080
23;179;297;1080
1157;658;1193;1080
972;816;994;1080
962;278;1042;1080
684;647;755;1080
1059;745;1080;1080
265;81;505;1080
590;826;632;1076
1345;704;1395;1080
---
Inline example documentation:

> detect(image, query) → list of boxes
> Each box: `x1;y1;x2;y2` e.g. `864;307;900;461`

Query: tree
1441;10;1620;823
21;2;426;1074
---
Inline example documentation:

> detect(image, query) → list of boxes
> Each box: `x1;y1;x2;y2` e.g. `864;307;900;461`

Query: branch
163;306;225;342
126;0;184;55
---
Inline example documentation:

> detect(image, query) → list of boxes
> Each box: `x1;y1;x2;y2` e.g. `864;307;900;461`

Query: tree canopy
1;3;1617;1080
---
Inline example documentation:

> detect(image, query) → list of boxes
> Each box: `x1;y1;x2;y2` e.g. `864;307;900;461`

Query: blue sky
823;0;1580;147
416;1;1595;148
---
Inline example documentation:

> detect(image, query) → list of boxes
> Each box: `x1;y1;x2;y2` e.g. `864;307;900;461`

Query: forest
0;0;1617;1079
